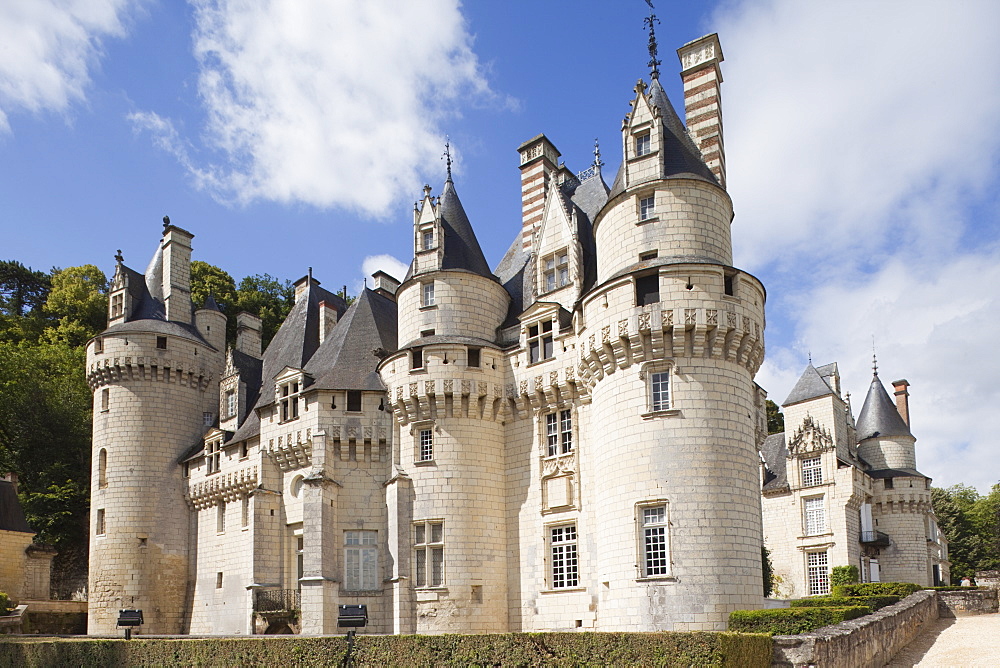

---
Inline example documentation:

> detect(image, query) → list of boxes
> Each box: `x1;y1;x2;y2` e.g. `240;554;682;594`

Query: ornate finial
872;336;879;376
162;215;170;232
442;137;453;182
593;138;604;169
644;0;661;80
114;249;124;264
423;184;433;198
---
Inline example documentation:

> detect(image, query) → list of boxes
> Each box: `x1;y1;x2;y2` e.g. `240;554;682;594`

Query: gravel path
885;613;1000;667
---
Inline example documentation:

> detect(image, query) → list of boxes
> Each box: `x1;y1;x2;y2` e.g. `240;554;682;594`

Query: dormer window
206;439;222;474
280;381;300;422
225;390;237;419
110;294;124;319
542;250;570;293
422;230;434;250
635;133;651;157
528;320;554;364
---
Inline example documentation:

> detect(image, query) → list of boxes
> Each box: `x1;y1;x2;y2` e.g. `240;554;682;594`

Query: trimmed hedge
0;632;773;668
789;595;900;611
832;582;922;598
728;607;870;635
923;586;981;591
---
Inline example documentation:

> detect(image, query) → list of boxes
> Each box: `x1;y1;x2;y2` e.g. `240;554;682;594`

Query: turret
195;294;227;356
856;372;917;470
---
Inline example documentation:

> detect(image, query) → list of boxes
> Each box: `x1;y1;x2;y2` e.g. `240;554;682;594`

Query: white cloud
716;0;1000;271
0;0;135;132
169;0;497;215
361;254;408;284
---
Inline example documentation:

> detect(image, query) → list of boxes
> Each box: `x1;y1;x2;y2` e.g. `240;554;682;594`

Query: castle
84;28;771;635
761;363;950;597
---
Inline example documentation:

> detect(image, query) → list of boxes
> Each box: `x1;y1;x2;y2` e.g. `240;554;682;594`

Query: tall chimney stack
517;135;560;252
677;34;726;189
161;224;194;324
892;379;911;426
236;312;263;358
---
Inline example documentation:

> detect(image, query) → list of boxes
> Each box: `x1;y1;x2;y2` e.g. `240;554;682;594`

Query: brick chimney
517;135;561;251
236;312;262;358
371;270;400;302
892;379;911;426
677;34;726;188
161;224;194;324
318;300;339;342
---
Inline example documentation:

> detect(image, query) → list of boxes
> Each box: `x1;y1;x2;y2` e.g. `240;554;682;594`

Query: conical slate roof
0;479;32;533
856;374;912;441
305;288;397;392
783;365;835;406
438;177;494;279
201;294;223;312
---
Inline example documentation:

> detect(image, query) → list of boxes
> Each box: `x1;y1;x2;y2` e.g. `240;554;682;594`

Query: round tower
86;225;225;634
381;177;512;633
580;51;766;630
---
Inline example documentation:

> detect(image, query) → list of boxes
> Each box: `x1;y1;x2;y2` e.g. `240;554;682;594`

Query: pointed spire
442;137;453;182
644;1;661;80
872;337;879;376
856;373;912;441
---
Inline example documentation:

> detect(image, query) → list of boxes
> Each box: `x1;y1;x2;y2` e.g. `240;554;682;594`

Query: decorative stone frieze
187;466;259;509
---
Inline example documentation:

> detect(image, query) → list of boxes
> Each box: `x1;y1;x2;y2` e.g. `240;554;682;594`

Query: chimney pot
892;379;911;426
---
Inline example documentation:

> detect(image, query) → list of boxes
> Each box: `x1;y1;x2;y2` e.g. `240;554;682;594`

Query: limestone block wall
859;435;917;471
874;479;933;586
0;530;34;602
396;272;509;346
87;330;222;635
593;179;734;284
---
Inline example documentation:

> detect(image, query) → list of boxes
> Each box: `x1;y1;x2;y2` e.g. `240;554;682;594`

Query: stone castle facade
85;32;773;635
761;363;950;597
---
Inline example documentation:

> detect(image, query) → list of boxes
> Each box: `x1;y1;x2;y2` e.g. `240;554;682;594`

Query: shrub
832;582;922;597
830;565;859;586
728;607;869;635
789;595;899;611
0;592;10;613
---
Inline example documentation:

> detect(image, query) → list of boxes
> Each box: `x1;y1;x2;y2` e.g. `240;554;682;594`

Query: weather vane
872;336;879;376
114;249;124;264
644;0;661;79
593;138;604;169
442;137;453;181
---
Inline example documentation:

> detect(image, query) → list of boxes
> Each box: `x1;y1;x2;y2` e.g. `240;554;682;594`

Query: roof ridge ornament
872;335;878;376
442;137;453;182
644;0;661;80
593;138;603;170
115;249;124;264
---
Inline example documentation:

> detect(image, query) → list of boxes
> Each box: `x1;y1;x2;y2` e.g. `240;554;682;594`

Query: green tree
0;340;92;596
0;260;50;316
766;399;784;434
236;274;294;348
762;545;774;597
42;265;108;346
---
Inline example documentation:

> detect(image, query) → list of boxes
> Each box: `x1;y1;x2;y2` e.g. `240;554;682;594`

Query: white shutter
861;503;874;533
870;559;880;582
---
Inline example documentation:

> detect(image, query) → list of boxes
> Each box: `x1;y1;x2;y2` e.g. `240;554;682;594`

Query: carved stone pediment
787;415;834;456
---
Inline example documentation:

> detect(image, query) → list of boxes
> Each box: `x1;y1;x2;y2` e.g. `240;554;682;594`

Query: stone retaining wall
771;590;938;668
976;570;1000;590
938;589;999;617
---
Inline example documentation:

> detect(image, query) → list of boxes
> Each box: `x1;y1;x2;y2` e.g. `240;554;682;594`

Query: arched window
98;449;108;488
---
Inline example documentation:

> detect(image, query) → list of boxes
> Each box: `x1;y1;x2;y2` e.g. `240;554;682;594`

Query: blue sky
2;0;999;492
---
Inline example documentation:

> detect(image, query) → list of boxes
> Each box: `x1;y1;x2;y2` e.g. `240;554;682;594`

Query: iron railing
253;589;300;612
859;530;891;547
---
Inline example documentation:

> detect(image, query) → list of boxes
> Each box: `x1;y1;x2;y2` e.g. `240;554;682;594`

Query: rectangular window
422;230;434;250
110;294;124;318
216;572;223;589
639;250;658;262
545;410;573;456
650;371;670;411
528;320;554;364
345;530;378;591
280;381;300;421
801;457;822;487
635;274;659;306
419;429;433;462
217;502;226;534
414;521;444;587
101;388;110;412
206;440;221;474
724;271;737;297
639;195;655;221
96;508;106;536
225;390;237;418
240;442;249;460
156;336;167;350
804;497;826;536
241;495;250;528
347;390;362;412
203;411;214;426
94;337;104;353
467;347;480;368
550;525;579;588
807;551;830;595
635;133;651;157
411;347;423;370
422;282;435;307
642;506;669;576
542;250;570;292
